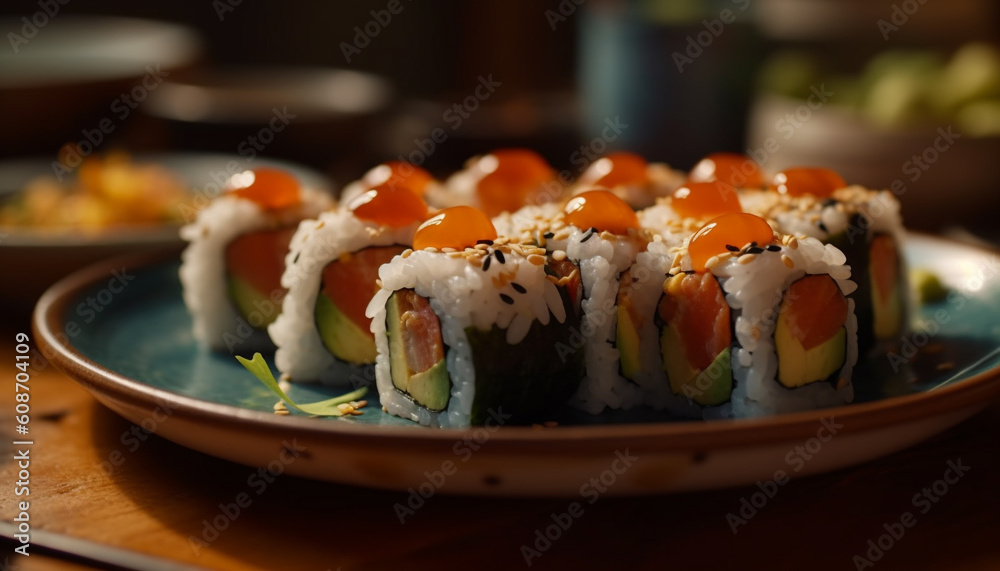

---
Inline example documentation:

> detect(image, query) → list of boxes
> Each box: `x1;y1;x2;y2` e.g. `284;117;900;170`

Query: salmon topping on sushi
775;274;849;389
656;272;733;406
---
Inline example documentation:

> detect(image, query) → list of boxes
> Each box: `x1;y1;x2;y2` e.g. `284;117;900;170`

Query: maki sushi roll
741;166;908;354
367;206;585;427
429;148;562;216
180;168;332;352
525;190;651;414
573;151;685;209
269;183;430;386
652;213;858;418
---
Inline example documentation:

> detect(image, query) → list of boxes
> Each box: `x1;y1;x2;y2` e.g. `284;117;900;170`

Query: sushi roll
505;190;651;414
428;148;562;216
367;206;585;427
740;167;908;354
646;213;858;418
180;168;332;353
573;151;685;209
269;182;430;387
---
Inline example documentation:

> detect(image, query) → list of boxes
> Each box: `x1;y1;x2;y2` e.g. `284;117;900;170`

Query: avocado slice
615;268;642;381
660;321;733;406
227;275;281;330
775;322;847;388
315;292;377;365
385;290;451;411
616;303;642;380
406;360;450;412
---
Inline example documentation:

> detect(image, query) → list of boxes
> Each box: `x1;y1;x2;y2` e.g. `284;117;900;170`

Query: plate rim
31;233;1000;454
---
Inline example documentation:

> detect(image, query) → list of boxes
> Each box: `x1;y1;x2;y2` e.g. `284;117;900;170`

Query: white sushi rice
561;227;646;414
367;242;565;428
179;190;330;353
268;209;420;386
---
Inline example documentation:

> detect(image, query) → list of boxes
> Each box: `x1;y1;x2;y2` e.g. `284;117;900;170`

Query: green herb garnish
236;352;367;416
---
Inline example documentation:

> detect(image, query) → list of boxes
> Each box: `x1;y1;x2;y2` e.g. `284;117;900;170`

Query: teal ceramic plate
34;234;1000;496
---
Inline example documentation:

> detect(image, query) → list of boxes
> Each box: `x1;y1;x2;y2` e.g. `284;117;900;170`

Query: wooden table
2;313;999;571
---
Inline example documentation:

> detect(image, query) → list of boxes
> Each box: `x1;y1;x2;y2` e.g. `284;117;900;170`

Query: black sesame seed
766;244;781;252
725;244;740;252
511;282;527;294
580;230;595;243
293;252;301;264
499;293;514;305
749;242;758;248
543;231;555;239
482;255;492;271
494;250;506;264
818;222;828;233
822;198;838;208
476;239;494;245
748;247;764;255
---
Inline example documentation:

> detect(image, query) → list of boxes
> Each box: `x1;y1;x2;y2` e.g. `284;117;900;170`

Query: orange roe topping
228;168;301;210
770;167;846;198
475;148;555;217
347;184;429;228
690;153;764;188
363;161;432;196
688;213;774;273
413;206;497;251
563;189;640;235
671;181;742;220
578;151;650;188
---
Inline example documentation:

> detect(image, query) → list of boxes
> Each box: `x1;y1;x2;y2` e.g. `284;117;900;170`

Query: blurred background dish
0;153;331;311
0;15;204;157
144;67;394;176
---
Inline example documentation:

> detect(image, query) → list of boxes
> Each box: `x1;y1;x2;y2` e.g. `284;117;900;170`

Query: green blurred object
756;50;821;100
756;43;1000;134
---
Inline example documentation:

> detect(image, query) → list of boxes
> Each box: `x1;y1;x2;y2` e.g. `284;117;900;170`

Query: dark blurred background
1;0;999;227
